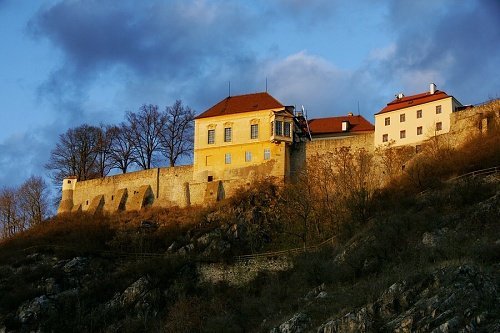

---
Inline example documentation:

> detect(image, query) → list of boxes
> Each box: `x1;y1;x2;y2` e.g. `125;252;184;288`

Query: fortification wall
306;132;375;160
289;132;375;178
67;166;193;214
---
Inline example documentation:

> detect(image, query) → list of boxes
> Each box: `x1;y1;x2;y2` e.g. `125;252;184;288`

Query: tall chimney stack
430;83;436;95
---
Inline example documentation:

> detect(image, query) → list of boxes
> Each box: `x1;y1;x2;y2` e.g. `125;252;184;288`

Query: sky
0;0;499;189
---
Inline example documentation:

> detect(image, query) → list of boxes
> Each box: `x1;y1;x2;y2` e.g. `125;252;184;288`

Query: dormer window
341;121;349;132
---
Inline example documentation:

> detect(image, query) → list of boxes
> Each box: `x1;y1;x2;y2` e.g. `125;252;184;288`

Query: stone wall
198;257;292;286
289;132;375;178
62;166;193;214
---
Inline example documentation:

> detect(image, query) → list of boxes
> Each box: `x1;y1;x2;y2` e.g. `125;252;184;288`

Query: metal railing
446;166;500;182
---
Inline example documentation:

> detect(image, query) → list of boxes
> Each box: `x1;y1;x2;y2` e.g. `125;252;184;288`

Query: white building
375;83;463;149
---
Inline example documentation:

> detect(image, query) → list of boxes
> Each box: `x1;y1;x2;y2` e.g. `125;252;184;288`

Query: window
385;117;390;126
417;110;422;118
207;129;215;144
207;175;213;182
250;124;259;139
436;122;442;131
275;121;283;136
400;113;405;122
415;145;422;153
245;151;252;162
270;121;274;136
224;127;232;142
382;134;388;142
225;153;231;164
284;122;291;137
400;130;406;139
436;105;442;114
417;126;423;135
264;148;271;160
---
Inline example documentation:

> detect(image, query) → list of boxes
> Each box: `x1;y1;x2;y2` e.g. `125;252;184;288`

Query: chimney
347;112;353;116
429;83;436;94
396;93;405;100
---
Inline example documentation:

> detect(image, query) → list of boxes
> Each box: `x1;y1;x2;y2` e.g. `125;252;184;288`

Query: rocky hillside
0;172;499;332
1;116;500;332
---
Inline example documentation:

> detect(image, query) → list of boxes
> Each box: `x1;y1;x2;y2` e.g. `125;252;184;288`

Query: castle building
193;92;295;183
374;83;463;148
60;86;498;214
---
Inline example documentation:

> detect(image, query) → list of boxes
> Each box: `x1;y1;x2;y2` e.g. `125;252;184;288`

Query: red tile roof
308;115;374;135
376;90;451;115
195;92;284;119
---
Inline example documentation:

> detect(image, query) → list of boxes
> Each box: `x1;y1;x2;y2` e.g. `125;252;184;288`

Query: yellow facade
375;96;462;148
193;108;293;182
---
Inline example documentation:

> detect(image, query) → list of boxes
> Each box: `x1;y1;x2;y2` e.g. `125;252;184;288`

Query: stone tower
58;176;77;214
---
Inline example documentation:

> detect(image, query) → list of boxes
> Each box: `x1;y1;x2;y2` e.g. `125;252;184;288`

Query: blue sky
0;0;499;188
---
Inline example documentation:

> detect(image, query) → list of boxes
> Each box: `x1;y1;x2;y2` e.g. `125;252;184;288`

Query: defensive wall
58;101;499;214
289;132;374;178
58;160;286;214
59;166;193;214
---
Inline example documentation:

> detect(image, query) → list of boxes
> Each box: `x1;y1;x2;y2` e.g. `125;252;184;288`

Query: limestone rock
316;264;498;333
63;256;88;273
17;295;55;324
271;312;311;333
318;307;373;333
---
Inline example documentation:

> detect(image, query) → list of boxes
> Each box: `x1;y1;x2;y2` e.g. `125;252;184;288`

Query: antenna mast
302;105;313;141
266;77;268;92
228;81;231;97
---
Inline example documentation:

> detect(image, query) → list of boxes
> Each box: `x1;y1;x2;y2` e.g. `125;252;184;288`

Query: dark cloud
378;0;500;103
29;1;258;78
27;0;273;124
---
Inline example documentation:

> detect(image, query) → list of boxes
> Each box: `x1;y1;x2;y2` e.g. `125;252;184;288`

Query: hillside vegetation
0;108;499;332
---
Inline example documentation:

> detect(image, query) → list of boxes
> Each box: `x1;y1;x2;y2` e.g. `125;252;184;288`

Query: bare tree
161;100;195;167
0;187;21;239
375;141;415;183
95;124;115;178
45;124;101;182
18;176;50;227
108;123;136;173
127;104;166;170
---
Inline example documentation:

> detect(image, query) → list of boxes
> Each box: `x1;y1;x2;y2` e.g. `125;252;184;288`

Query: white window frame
382;134;388;142
207;129;215;144
275;121;283;136
385;117;390;126
250;124;259;139
284;122;291;137
245;151;252;162
225;152;231;164
224;127;232;142
264;148;271;160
